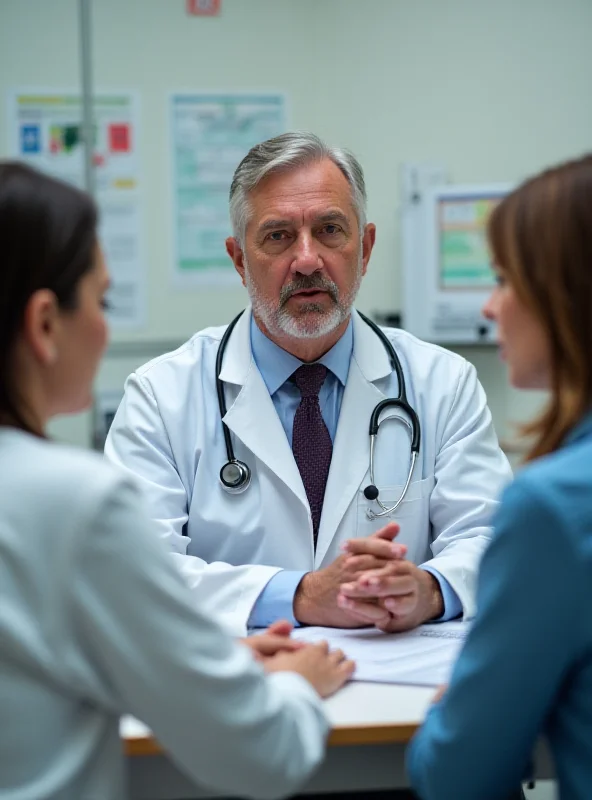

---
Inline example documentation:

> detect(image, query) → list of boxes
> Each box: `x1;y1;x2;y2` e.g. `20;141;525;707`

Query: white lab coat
0;428;327;800
106;308;511;636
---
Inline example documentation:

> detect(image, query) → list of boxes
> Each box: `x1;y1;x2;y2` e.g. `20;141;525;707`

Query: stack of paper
291;621;469;687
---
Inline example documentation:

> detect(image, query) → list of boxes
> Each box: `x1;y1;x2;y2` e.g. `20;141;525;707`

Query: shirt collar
250;316;354;396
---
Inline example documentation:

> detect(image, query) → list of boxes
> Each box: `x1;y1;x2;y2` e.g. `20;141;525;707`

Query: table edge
124;721;420;756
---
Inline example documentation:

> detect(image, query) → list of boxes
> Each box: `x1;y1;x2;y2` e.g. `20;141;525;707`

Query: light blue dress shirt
407;413;592;800
248;317;462;627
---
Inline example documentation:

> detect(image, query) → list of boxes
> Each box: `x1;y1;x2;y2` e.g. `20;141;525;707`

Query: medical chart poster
170;93;287;286
7;91;145;328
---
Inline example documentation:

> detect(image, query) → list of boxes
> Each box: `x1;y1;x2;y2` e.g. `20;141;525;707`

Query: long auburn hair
487;153;592;461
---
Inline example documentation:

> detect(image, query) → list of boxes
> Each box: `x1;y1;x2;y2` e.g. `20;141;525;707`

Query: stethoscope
217;310;421;521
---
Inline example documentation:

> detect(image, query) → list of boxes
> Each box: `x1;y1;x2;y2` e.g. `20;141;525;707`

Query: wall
2;0;590;450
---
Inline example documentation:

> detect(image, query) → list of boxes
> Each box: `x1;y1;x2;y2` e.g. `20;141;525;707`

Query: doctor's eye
319;223;343;236
266;231;290;242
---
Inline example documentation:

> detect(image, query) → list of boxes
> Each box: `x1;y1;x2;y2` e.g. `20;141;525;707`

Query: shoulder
134;324;228;383
382;327;470;381
505;438;592;533
378;327;477;415
4;432;137;519
384;327;467;366
492;440;592;579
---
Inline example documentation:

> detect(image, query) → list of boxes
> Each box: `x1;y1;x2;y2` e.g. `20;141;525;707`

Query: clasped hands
294;522;444;633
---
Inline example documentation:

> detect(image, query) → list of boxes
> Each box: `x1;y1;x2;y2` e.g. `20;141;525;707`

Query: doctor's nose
289;232;323;276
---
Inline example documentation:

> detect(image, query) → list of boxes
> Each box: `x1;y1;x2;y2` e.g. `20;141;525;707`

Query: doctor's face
482;269;551;390
226;159;375;340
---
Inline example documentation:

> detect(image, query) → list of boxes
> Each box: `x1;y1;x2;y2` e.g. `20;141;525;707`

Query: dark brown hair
487;153;592;460
0;161;98;432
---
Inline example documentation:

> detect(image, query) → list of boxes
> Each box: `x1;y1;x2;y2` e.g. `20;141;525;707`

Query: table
123;681;437;799
123;681;555;799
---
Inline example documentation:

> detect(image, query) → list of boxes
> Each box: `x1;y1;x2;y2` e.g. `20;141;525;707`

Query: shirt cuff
247;570;307;629
420;566;463;622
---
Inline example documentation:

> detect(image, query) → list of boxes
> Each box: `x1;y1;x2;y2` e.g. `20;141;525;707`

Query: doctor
106;131;511;636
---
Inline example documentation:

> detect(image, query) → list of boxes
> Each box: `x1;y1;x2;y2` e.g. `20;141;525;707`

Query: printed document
292;621;469;686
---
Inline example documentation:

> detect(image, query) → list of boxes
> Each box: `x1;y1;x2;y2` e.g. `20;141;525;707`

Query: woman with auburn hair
405;153;592;799
0;161;354;800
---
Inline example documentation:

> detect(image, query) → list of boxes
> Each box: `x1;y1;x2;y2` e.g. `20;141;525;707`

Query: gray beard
244;261;362;340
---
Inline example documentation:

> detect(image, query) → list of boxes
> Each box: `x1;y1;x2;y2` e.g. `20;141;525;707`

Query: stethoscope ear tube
368;398;421;453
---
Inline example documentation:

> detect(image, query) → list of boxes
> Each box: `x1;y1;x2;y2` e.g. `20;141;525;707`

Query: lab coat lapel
315;312;394;564
219;308;309;509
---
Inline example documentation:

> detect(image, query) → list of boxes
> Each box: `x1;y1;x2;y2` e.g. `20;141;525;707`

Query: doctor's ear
22;289;61;365
226;237;247;287
361;223;376;277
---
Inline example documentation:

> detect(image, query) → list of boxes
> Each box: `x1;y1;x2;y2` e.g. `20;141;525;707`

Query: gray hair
229;131;367;244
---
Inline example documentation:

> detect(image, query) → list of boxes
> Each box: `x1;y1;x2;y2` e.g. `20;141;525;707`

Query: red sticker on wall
109;124;130;153
187;0;221;15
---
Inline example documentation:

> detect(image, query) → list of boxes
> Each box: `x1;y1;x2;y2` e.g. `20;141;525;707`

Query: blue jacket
407;413;592;800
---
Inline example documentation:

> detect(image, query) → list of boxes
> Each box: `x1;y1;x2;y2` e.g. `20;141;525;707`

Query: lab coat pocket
356;475;435;563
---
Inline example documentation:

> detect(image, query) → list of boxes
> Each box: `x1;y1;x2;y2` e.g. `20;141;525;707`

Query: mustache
279;275;339;307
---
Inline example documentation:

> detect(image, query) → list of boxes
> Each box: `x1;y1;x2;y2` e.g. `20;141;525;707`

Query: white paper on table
291;621;469;687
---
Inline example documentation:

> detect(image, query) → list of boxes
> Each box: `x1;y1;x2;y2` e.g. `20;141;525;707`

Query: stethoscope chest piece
219;459;251;494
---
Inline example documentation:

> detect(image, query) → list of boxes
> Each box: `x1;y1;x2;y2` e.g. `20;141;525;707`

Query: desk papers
291;621;469;687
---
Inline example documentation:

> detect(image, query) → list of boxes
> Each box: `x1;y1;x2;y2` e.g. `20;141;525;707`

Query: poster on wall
170;92;287;286
7;90;145;329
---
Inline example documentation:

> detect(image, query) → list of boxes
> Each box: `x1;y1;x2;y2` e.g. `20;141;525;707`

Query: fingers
340;563;417;598
342;535;407;561
336;593;392;625
328;647;346;664
320;646;356;684
249;634;305;658
337;658;356;681
380;593;417;616
265;620;293;637
371;522;401;541
342;554;390;575
310;640;330;655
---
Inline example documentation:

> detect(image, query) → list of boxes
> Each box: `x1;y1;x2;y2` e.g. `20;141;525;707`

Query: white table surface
122;680;436;743
122;682;437;799
122;681;554;799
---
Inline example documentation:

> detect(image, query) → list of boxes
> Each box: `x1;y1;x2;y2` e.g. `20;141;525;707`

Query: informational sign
401;163;511;345
7;91;145;329
170;92;287;286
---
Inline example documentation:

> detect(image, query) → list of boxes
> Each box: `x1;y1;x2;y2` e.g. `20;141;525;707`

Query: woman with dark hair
406;154;592;799
0;162;354;800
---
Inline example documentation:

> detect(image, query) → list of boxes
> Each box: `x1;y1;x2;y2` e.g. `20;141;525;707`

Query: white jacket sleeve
422;362;512;619
70;476;328;800
104;372;281;636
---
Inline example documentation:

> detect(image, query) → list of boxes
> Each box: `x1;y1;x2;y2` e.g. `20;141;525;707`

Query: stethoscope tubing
217;310;421;513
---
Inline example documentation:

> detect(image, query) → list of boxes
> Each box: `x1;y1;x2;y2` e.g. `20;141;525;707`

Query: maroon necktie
291;364;333;546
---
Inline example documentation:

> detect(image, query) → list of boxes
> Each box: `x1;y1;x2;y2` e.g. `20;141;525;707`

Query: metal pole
78;0;95;196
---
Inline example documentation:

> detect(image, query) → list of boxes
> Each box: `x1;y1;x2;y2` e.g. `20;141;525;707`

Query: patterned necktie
291;364;333;547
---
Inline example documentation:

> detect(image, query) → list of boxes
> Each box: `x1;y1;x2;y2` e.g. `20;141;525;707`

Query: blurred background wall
1;0;590;463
